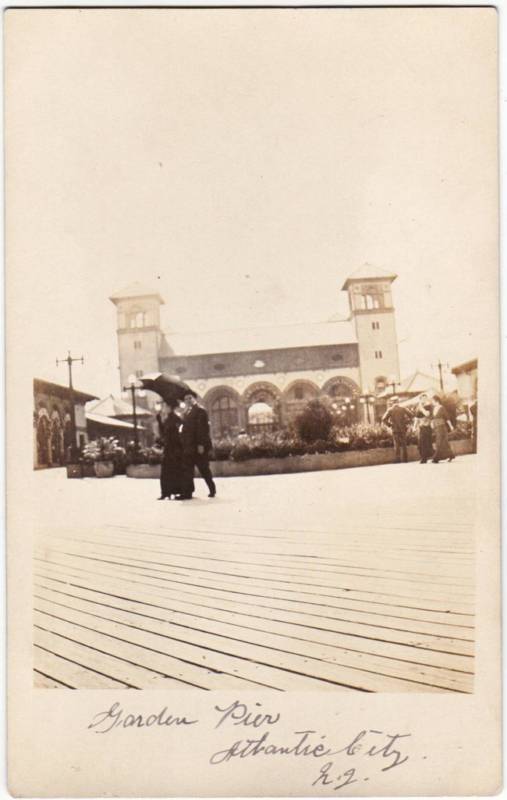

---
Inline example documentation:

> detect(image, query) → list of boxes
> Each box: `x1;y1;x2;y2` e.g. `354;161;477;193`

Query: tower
342;265;400;396
109;283;165;390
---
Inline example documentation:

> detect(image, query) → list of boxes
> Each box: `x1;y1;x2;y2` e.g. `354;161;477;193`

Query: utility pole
56;351;84;462
432;360;449;392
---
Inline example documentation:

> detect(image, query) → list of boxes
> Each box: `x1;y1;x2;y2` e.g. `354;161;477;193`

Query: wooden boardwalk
33;462;475;692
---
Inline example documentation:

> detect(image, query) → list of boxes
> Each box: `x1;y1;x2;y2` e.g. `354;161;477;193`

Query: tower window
128;311;146;328
135;369;143;378
133;340;142;350
371;321;380;330
375;350;383;359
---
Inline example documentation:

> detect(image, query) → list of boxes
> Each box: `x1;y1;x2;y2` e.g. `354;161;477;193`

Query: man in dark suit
382;396;412;463
177;392;216;499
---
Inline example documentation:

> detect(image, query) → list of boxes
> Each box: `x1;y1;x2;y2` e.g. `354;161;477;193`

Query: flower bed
211;421;471;462
126;437;474;479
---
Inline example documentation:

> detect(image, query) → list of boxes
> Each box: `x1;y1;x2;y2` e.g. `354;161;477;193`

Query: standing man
177;392;216;499
382;396;412;463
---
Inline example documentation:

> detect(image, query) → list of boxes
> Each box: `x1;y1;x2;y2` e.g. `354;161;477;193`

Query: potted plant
82;437;116;478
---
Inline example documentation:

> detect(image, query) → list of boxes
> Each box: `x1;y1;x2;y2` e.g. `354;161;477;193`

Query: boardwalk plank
34;577;473;692
34;593;448;692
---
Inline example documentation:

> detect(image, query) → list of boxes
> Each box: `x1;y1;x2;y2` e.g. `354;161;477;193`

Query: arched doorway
247;402;275;434
243;382;281;433
321;376;361;426
204;387;242;439
282;380;319;424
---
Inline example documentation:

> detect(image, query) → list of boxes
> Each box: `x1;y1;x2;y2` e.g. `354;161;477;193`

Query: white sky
6;8;497;397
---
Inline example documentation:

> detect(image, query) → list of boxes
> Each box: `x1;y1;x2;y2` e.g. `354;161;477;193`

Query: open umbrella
140;372;197;405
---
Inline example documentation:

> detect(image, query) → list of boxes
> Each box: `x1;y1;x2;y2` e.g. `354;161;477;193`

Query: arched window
127;309;146;328
210;393;239;438
50;412;64;465
36;414;50;467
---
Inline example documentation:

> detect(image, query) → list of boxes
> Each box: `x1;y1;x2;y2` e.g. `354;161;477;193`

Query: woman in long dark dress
431;395;455;463
415;394;434;463
157;401;188;499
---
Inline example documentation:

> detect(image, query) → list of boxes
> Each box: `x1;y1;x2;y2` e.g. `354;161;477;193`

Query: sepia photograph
6;5;500;796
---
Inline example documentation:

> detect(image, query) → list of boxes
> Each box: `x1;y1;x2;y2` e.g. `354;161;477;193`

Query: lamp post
341;397;355;426
122;374;144;455
387;376;400;395
359;394;375;424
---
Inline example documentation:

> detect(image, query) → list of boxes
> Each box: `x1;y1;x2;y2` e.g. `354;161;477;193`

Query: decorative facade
110;267;401;439
33;379;97;469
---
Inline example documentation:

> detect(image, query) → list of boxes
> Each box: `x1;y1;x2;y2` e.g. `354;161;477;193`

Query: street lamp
359;394;375;424
122;374;144;454
342;397;355;426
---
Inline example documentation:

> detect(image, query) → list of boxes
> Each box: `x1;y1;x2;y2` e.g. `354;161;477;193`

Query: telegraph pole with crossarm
56;351;84;462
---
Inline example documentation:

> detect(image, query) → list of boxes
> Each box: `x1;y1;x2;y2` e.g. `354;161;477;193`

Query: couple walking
382;394;455;464
156;392;216;501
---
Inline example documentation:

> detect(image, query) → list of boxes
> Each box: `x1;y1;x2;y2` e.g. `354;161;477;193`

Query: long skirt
433;421;454;461
418;425;433;460
160;457;183;497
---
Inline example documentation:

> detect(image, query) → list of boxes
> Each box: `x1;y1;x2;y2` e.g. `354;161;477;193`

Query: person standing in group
431;395;455;463
381;396;412;463
156;400;186;500
177;392;216;500
415;393;434;464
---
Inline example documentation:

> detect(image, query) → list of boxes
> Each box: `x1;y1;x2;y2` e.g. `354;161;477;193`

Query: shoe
432;459;439;463
175;494;192;500
420;459;427;464
448;456;455;462
208;488;216;498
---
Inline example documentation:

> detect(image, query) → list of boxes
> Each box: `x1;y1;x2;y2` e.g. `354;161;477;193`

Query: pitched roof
341;264;397;290
160;342;359;381
109;282;165;305
451;358;478;375
34;378;98;404
86;412;145;430
86;394;152;418
378;371;440;398
161;318;356;357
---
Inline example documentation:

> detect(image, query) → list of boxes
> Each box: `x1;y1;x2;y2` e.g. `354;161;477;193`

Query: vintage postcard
5;5;501;796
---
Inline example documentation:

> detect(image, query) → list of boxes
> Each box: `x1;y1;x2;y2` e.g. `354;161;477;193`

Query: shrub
295;399;333;443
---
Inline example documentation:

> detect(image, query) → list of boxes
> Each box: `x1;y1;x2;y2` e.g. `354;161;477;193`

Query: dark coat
382;405;412;433
157;411;184;497
181;404;212;456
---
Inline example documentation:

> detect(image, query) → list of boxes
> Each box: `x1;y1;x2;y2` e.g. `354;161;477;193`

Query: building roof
34;378;98;404
451;358;478;376
86;394;152;418
161;318;357;358
160;341;359;381
341;264;397;291
86;412;145;430
378;371;440;399
109;282;165;305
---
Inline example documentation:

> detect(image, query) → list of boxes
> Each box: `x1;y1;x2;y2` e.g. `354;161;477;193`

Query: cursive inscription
214;700;281;729
209;700;412;788
88;702;199;734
